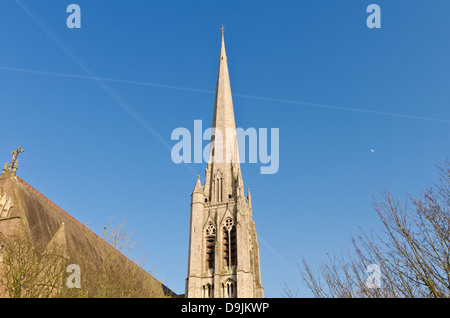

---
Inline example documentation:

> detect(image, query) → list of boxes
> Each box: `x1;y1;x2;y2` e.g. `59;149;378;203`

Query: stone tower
185;32;264;298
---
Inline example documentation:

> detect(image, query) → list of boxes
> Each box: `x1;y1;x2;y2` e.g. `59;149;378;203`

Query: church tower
185;30;264;298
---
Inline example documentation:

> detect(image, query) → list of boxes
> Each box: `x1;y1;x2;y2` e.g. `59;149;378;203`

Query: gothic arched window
213;171;223;203
205;223;216;271
222;279;236;298
203;283;214;298
222;218;237;268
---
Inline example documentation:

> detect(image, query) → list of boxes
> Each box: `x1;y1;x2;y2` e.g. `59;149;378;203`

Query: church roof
0;161;174;297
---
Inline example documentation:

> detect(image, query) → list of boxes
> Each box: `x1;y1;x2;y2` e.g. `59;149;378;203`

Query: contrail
258;234;288;265
2;65;449;125
0;65;215;95
233;93;450;124
13;0;200;178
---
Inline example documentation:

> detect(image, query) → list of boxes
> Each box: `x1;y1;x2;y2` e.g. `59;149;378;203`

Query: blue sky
0;0;449;297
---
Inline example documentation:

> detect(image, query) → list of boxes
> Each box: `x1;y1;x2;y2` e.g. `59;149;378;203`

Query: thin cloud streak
13;0;199;178
0;65;214;94
2;65;449;125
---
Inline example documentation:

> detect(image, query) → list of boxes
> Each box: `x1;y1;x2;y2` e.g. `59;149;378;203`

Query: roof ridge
16;176;104;239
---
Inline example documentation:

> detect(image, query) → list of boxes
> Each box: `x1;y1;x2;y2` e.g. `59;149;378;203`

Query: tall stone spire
204;31;243;204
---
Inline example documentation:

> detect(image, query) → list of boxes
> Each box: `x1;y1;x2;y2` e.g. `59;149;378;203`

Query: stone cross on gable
9;146;24;170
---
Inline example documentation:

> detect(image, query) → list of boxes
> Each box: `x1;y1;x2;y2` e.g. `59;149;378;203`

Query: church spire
186;29;263;298
205;29;242;203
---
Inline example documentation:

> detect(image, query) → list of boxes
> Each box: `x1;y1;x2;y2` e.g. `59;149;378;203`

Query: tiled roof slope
0;171;175;297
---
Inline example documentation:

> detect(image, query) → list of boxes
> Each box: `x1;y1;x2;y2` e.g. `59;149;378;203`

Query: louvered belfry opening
223;218;237;268
205;223;216;271
206;236;215;270
230;226;237;266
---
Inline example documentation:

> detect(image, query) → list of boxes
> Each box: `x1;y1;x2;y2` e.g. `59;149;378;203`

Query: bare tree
0;217;169;298
59;217;168;298
299;160;450;298
0;229;67;298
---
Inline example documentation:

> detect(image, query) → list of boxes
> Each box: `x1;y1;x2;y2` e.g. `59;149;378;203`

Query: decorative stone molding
0;188;13;218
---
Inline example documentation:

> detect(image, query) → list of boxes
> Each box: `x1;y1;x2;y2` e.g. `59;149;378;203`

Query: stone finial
1;162;8;178
193;176;203;193
12;159;19;175
8;146;24;170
